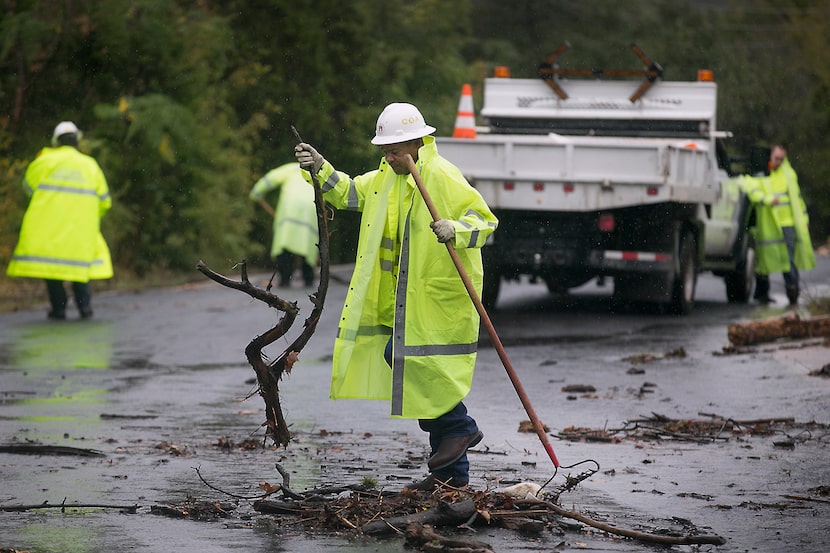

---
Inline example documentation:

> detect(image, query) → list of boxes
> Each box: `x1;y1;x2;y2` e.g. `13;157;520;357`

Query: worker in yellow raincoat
295;103;498;490
249;162;318;287
7;121;112;319
740;145;814;306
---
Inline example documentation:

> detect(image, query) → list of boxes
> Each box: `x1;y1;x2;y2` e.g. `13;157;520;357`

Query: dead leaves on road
559;413;829;445
622;347;687;364
150;500;236;520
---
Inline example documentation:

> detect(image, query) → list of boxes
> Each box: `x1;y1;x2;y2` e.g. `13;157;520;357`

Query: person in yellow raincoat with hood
295;103;498;490
6;121;112;319
740;144;814;306
249;162;318;287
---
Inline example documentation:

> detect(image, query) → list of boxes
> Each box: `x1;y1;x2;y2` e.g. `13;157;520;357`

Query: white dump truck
437;44;754;314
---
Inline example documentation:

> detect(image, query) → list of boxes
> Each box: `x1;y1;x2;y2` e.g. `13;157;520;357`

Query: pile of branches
559;412;830;445
161;466;725;549
248;484;726;549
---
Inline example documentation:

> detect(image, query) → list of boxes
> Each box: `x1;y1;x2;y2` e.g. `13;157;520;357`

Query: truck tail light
646;187;659;196
533;182;544;191
598;212;615;232
504;181;515;191
563;183;575;193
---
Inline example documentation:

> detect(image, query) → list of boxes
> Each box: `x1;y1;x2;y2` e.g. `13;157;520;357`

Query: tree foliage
1;0;828;287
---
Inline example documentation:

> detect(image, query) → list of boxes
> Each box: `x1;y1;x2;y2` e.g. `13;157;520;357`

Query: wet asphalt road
1;258;828;552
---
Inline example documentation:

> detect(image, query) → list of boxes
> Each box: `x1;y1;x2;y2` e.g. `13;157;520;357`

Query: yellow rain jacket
249;162;319;267
7;145;112;282
740;159;815;275
312;136;498;419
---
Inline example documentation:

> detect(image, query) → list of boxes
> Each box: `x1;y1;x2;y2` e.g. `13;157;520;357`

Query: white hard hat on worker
294;102;436;176
371;103;436;145
51;121;83;147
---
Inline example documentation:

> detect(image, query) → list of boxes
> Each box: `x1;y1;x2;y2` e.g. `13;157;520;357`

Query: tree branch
195;142;331;449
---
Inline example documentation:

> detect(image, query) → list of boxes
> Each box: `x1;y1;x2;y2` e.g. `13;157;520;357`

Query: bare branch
194;135;331;449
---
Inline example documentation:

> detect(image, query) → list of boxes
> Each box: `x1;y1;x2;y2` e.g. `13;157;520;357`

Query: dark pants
45;280;91;315
385;337;479;482
781;226;799;289
754;226;799;301
276;252;314;287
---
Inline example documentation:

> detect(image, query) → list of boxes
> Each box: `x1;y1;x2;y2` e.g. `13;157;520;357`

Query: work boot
427;430;484;472
47;310;66;320
753;275;774;304
404;474;468;491
786;285;799;306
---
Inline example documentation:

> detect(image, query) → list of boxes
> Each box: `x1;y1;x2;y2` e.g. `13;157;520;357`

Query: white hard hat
52;121;82;146
53;121;80;139
371;103;436;145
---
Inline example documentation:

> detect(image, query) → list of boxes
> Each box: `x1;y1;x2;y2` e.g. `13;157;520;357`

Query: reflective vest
740;159;815;275
249;162;319;266
7;146;112;282
314;136;498;419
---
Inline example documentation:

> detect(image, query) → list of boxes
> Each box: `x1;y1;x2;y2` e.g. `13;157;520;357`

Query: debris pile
559;412;829;445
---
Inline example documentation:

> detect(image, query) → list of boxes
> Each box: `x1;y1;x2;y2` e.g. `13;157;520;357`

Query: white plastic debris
500;482;541;499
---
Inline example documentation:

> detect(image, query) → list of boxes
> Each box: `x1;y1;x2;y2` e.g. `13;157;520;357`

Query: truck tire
725;246;755;303
481;267;501;311
669;231;697;315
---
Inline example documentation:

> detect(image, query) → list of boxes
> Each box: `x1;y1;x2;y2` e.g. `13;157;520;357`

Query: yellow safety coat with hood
249;162;319;267
7;145;112;282
740;158;814;275
311;136;498;419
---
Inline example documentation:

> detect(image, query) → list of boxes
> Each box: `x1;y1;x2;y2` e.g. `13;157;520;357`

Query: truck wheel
669;231;697;315
725;246;755;303
482;268;501;311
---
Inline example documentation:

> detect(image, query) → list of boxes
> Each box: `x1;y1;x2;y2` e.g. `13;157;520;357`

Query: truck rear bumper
591;250;674;274
489;245;675;275
486;244;676;296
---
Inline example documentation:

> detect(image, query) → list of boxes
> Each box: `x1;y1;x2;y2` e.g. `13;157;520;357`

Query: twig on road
517;497;726;546
0;499;139;513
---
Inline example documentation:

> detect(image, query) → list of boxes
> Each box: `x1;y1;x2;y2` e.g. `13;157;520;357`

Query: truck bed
437;134;718;211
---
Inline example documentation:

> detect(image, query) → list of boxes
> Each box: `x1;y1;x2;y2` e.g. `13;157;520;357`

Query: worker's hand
295;143;325;173
430;219;455;243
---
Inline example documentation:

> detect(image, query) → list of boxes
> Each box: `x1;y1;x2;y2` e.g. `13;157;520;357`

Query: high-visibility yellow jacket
740;158;814;275
249;162;319;267
311;136;498;419
7;146;112;282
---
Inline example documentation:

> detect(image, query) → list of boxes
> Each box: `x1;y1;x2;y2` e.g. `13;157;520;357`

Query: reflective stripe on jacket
314;136;498;419
740;159;814;275
249;162;319;266
7;146;112;282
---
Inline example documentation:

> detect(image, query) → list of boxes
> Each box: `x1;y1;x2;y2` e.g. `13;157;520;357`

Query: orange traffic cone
452;84;476;139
